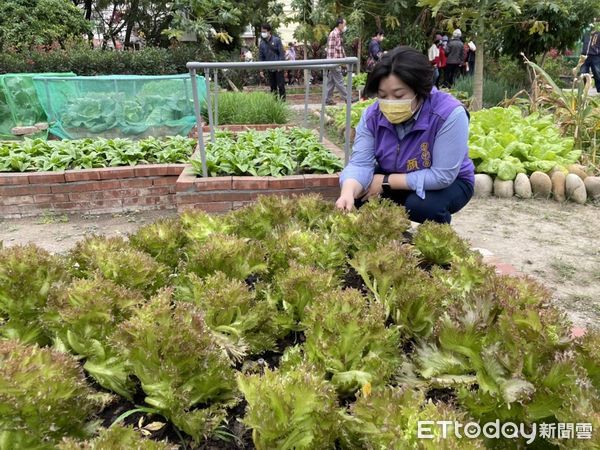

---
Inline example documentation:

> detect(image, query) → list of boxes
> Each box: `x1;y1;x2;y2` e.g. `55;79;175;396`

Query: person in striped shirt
325;18;349;105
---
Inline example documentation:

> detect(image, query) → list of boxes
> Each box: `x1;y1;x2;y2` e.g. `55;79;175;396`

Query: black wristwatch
382;174;391;193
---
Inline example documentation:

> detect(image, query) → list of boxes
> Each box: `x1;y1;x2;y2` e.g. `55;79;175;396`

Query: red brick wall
176;170;339;213
0;165;185;218
0;132;345;218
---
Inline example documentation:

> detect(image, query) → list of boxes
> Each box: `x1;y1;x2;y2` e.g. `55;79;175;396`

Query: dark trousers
581;55;600;92
268;70;286;100
445;64;461;87
355;178;473;224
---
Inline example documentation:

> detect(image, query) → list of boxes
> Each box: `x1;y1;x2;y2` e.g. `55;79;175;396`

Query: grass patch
550;258;578;282
452;75;522;108
208;92;290;125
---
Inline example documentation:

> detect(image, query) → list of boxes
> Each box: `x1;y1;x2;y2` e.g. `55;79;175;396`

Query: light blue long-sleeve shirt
339;104;469;199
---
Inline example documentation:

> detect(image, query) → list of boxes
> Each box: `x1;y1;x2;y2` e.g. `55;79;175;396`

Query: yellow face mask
379;97;415;124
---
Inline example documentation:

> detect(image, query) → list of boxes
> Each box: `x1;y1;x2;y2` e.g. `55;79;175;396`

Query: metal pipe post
213;70;219;127
204;69;215;143
190;69;208;178
320;68;328;142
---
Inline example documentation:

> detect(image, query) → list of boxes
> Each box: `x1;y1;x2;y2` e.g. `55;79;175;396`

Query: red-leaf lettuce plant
112;290;238;441
0;244;69;345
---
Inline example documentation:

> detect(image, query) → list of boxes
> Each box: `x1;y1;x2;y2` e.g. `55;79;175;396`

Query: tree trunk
124;0;140;48
357;31;362;74
472;15;485;111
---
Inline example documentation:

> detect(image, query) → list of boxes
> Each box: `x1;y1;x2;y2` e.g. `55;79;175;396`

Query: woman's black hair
261;23;272;32
335;17;345;27
374;30;384;37
364;46;434;100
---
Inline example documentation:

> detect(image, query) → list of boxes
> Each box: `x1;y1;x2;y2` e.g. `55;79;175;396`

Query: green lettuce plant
179;208;232;242
43;276;143;399
469;106;581;180
69;236;169;297
58;424;174;450
237;365;340;450
226;194;296;240
303;289;402;395
341;387;486;449
182;233;268;281
0;340;110;449
128;217;187;268
267;262;340;332
413;221;473;266
408;289;596;447
112;291;238;441
264;224;346;275
173;271;281;355
0;244;69;345
430;253;496;300
292;194;336;229
575;330;600;392
351;241;447;340
325;198;411;254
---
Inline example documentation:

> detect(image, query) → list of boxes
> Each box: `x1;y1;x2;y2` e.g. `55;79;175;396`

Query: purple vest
364;88;475;186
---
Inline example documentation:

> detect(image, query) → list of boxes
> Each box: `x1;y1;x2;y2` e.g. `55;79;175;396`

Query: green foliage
431;253;496;299
129;218;187;268
332;98;376;129
0;340;108;448
183;233;268;281
44;276;143;399
0;136;195;172
60;91;194;137
265;224;347;275
0;244;68;345
226;194;296;240
208;92;290;124
496;0;600;60
238;365;340;450
191;128;343;177
58;424;174;450
113;291;237;441
342;388;486;449
351;241;447;340
303;289;402;395
268;262;339;331
413;221;472;266
173;271;281;355
575;330;600;392
326;198;411;254
452;75;523;109
469;106;580;180
69;236;169;297
0;46;210;76
180;208;232;242
0;0;91;52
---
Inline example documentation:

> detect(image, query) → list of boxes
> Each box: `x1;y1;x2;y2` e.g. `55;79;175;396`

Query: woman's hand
360;174;384;202
335;192;355;211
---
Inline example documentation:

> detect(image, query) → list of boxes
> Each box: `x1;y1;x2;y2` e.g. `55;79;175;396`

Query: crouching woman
335;46;475;224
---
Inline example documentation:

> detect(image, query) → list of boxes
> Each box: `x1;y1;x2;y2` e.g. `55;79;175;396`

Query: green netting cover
0;72;76;140
33;74;207;140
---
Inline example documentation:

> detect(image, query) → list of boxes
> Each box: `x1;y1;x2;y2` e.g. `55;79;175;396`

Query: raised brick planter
1;129;345;218
175;169;340;213
0;165;185;218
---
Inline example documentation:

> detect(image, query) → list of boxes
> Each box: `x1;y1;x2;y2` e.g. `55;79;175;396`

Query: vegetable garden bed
0;128;345;218
1;195;597;449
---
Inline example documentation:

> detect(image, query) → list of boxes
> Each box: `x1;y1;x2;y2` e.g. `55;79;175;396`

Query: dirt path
1;197;598;330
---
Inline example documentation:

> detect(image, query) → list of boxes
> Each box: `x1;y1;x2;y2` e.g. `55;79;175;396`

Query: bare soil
1;197;598;330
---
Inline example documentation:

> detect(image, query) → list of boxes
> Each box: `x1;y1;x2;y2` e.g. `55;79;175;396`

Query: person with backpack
366;30;385;72
444;29;464;87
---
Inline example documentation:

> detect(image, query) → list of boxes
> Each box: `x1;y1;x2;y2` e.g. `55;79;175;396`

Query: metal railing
187;58;358;177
